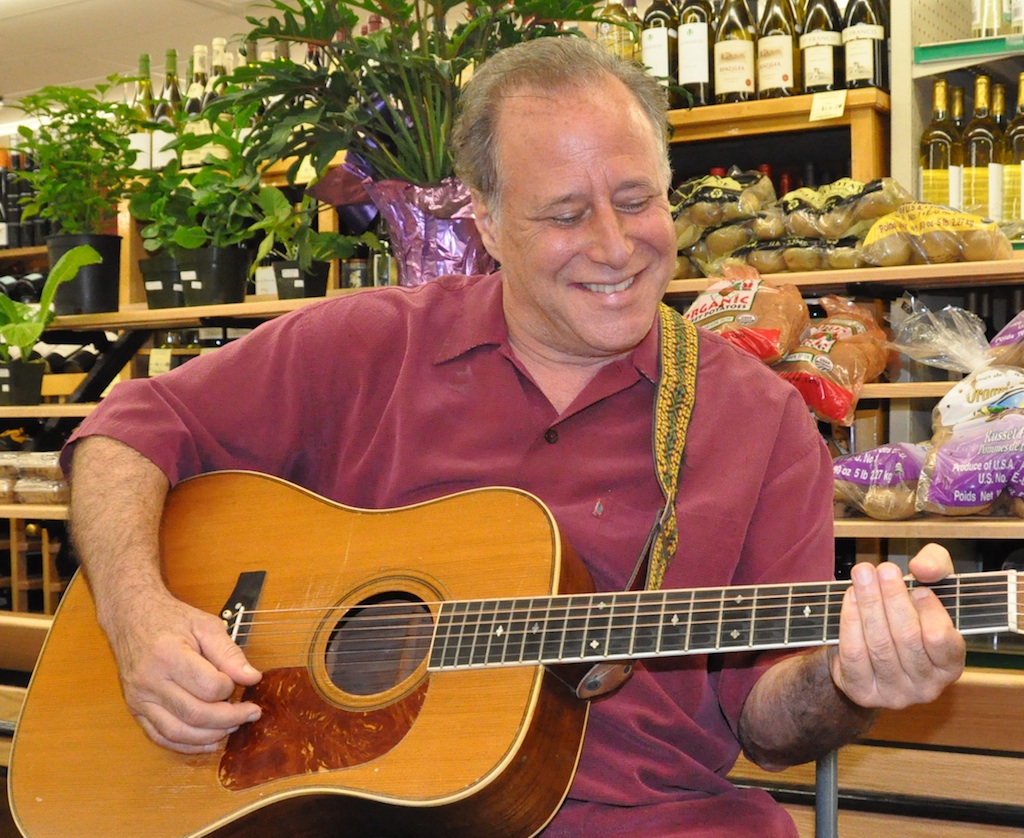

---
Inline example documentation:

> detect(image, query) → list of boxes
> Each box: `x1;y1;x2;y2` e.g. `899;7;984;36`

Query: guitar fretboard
428;571;1017;671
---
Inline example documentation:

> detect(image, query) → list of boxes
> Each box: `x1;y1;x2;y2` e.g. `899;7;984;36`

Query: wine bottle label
841;23;884;42
950;165;963;210
713;40;755;96
990;162;1005;221
800;30;842;49
802;44;836;89
678;23;710;85
757;34;795;91
1003;163;1021;219
641;26;676;81
186;82;205;100
844;37;876;83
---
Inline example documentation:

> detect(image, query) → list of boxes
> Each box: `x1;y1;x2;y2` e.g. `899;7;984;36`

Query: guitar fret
426;571;1017;672
541;597;567;662
582;595;614;658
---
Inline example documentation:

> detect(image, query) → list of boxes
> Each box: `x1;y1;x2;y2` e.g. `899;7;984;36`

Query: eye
617;196;652;213
550;211;585;227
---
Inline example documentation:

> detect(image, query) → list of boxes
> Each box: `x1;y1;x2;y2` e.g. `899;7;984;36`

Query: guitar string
219;579;1015;670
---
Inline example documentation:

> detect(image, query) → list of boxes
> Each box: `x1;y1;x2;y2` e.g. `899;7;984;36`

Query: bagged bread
833;442;929;520
775;296;888;425
683;273;809;364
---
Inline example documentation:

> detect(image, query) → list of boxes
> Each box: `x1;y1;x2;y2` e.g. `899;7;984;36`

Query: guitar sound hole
326;593;433;696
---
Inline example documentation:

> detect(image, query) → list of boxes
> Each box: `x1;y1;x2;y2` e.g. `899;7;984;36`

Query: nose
585;203;633;269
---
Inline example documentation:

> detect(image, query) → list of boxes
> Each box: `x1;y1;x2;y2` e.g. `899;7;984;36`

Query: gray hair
451;36;672;210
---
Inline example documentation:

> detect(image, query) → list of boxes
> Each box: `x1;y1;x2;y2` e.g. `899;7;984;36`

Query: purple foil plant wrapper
923;412;1024;510
833;442;927;488
363;177;496;287
990;309;1024;348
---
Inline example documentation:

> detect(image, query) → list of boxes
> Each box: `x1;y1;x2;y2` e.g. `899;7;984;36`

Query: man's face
473;77;676;366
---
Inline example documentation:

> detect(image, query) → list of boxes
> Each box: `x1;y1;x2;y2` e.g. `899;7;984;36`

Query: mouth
579;276;636;294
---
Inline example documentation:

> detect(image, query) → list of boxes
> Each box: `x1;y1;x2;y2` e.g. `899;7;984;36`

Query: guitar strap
576;303;700;700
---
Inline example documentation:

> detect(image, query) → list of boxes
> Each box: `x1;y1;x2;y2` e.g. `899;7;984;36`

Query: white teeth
582;277;635;294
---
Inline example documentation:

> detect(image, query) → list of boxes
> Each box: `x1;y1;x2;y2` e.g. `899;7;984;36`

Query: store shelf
859;381;955;399
0;504;68;521
834;515;1024;539
913;35;1024;78
0;403;96;419
665;254;1024;301
667;88;890;182
0;245;47;264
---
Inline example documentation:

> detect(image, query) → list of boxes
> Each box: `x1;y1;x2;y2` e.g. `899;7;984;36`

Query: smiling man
64;36;964;836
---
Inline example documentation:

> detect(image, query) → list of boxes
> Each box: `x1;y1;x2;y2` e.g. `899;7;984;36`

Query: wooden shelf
0;504;68;521
859;381;956;399
0;403;97;419
0;245;47;264
667;87;891;182
665;254;1024;301
834;515;1024;540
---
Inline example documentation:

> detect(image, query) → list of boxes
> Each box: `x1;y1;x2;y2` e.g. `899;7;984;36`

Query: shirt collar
433;270;663;384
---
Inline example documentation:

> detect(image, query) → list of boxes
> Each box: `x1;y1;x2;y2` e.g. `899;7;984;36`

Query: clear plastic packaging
13;478;70;505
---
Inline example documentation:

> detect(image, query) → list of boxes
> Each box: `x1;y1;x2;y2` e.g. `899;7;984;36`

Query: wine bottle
677;0;714;107
132;53;156;123
596;0;640;62
973;0;1004;37
952;86;966;133
714;0;757;104
962;75;1005;220
1003;72;1024;221
1014;0;1024;33
919;78;962;209
184;44;210;116
153;49;183;130
757;0;800;98
842;0;888;92
202;38;228;110
641;0;681;107
993;82;1009;132
800;0;843;93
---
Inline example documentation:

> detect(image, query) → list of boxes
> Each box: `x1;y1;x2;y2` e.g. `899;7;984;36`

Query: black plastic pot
0;361;46;406
46;233;121;315
139;252;184;309
272;260;329;299
177;246;251;306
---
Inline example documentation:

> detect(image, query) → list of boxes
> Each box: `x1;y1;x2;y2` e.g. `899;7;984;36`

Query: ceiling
0;0;258;133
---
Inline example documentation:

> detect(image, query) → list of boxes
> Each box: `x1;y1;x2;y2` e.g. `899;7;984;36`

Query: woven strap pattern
647;303;700;591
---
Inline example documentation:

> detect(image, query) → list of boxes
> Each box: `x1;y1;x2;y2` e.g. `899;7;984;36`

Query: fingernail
852;564;872;584
878;563;900;581
243;664;260;676
247;710;261;723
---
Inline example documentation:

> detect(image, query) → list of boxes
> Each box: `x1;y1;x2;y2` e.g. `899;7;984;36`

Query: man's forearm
69;436;172;630
738;647;878;771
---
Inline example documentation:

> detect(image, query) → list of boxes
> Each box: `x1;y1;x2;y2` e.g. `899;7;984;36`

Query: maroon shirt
65;273;834;836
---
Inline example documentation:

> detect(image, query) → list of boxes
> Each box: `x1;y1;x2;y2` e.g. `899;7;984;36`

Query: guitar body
9;472;593;837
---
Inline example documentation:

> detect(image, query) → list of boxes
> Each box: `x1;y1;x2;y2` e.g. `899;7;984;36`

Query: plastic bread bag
671;168;776;250
833;441;929;520
682;269;810;364
860;202;1014;267
988;308;1024;368
779;177;912;240
917;409;1024;517
889;294;1024;440
774;295;888;425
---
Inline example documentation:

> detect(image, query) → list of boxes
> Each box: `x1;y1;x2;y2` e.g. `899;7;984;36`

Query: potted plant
129;114;263;306
14;79;142;315
209;0;605;285
0;246;101;405
249;186;377;298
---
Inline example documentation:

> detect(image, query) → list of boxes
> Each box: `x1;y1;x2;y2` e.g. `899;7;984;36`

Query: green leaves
14;79;140;234
0;245;102;363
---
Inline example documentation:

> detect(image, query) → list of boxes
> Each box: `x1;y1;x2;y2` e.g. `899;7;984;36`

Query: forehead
491;80;665;194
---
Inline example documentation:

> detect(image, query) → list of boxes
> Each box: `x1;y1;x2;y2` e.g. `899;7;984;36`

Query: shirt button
544;429;559;444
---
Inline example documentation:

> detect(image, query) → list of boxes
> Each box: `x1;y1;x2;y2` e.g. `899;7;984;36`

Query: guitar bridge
219;571;266;649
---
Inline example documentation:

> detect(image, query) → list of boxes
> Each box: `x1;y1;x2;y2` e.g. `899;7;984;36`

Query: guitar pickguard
219;668;429;791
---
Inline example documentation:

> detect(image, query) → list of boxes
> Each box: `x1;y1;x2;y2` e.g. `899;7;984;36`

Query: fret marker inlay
671;614;680;626
802;605;811;618
495;626;504;637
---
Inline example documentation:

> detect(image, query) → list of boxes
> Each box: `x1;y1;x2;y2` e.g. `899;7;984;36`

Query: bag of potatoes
683;272;809;364
779;177;912;240
860;201;1014;266
672;168;776;251
833;441;929;520
775;296;888;425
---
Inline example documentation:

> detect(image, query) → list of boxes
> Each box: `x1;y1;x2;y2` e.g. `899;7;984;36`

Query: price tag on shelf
808;90;848;123
148;348;173;377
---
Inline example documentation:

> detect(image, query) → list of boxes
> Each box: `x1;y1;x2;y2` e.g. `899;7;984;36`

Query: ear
471;190;502;262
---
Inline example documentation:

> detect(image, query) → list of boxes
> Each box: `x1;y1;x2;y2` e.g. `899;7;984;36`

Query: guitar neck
428;570;1021;671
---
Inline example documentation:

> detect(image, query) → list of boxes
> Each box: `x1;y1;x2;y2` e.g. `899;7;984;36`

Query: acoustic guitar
8;471;1022;837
